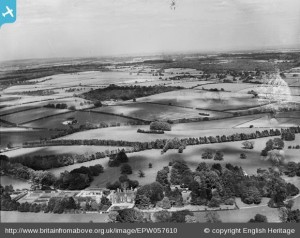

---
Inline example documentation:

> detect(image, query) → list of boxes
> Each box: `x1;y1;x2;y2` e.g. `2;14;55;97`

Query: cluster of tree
278;200;300;223
10;152;107;170
1;155;56;187
161;138;186;154
249;214;268;223
120;164;132;175
150;121;172;131
108;150;129;167
44;197;78;214
108;208;148;223
281;130;296;141
82;196;112;212
165;160;299;208
23;128;300;155
19;90;56;96
284;162;300;177
106;174;139;191
201;150;224;161
242;140;255;149
201;87;225;92
137;129;164;134
261;138;285;156
83;84;182;102
288;145;300;149
0;184;78;214
54;164;104;190
154;210;195;223
44;103;68;109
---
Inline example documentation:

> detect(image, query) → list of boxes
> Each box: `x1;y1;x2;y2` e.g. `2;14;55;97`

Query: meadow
1;108;69;125
136;89;262;111
93;102;211;121
22;110;138;129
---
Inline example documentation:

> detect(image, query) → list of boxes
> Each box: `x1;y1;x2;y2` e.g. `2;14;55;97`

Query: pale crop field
236;115;300;128
137;89;262;111
199;83;256;92
27;71;160;87
94;102;206;121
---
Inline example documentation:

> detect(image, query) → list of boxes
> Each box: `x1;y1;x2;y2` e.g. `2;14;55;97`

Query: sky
0;0;300;61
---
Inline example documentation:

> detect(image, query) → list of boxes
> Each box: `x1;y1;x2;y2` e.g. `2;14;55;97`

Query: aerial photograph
0;0;300;224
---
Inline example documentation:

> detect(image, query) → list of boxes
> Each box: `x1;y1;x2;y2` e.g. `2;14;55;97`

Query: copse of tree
284;162;300;177
162;137;185;153
156;167;170;187
170;161;192;186
108;150;129;167
201;151;213;160
214;151;224;161
10;152;107;170
282;131;295;141
150;121;172;131
120;164;132;175
261;138;285;156
106;175;139;191
135;182;164;205
83;84;182;102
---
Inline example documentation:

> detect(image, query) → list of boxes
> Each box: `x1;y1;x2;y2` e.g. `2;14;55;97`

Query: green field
137;89;263;111
1;108;69;125
22;110;139;129
94;102;208;121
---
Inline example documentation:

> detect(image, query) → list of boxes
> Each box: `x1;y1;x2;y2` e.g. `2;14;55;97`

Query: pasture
3;145;131;159
60;114;267;142
1;108;69;125
235;114;300;128
22;110;139;129
0;129;59;149
137;89;262;111
61;135;299;188
94;102;205;121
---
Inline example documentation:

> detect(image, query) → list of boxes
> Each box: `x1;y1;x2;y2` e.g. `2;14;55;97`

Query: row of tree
23;128;300;155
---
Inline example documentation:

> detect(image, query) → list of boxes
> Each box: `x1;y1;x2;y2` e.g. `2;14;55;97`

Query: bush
240;153;247;159
150;121;171;131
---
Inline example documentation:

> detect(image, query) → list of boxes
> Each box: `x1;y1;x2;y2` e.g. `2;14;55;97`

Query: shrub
240;153;247;159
